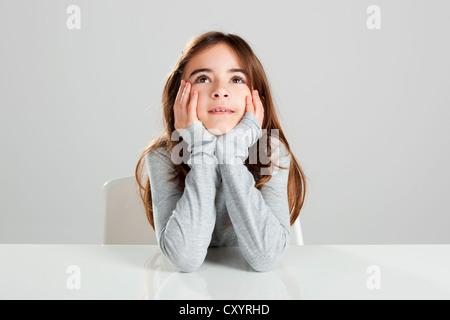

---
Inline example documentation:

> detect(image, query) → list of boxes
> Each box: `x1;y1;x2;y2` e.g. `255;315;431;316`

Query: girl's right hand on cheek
174;79;199;133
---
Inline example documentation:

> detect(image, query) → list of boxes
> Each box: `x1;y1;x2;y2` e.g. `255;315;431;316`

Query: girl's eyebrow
188;68;247;80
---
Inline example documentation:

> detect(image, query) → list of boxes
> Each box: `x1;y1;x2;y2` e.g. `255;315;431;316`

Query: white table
0;244;449;300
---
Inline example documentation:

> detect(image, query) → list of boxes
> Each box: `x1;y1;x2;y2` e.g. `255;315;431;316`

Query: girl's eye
231;76;246;84
195;75;210;83
194;74;246;84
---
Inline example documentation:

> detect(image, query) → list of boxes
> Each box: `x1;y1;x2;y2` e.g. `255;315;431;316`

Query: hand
245;89;264;128
216;90;264;165
174;80;199;133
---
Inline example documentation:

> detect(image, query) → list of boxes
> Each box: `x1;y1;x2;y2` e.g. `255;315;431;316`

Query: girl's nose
213;92;229;98
211;81;230;98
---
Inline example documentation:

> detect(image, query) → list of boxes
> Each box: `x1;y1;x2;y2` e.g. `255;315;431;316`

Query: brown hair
135;31;307;229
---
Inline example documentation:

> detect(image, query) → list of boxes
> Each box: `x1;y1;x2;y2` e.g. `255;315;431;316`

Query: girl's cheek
197;95;209;113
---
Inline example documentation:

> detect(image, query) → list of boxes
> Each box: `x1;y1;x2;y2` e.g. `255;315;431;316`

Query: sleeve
145;120;220;272
215;112;291;272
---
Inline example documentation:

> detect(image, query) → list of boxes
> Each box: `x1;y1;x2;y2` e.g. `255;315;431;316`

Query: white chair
290;215;304;245
102;176;157;244
102;176;303;245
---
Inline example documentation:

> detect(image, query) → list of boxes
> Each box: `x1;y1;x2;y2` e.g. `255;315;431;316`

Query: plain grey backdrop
1;0;449;244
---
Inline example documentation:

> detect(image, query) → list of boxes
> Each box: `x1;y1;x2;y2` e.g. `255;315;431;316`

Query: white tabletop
0;244;449;300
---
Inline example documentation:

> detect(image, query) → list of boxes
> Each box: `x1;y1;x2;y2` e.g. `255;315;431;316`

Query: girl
135;31;307;272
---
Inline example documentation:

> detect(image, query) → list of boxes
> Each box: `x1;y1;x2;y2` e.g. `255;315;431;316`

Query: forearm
220;164;290;272
158;164;220;272
156;120;220;272
216;112;290;271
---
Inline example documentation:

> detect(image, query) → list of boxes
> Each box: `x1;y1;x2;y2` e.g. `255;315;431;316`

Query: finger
175;80;186;107
188;90;199;119
181;81;191;107
253;90;264;126
245;95;254;114
253;90;262;114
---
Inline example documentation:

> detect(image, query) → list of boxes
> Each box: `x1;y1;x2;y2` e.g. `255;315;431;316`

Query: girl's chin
203;119;239;136
207;127;233;136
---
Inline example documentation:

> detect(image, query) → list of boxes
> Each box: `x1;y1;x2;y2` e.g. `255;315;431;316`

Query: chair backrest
102;176;157;244
102;176;303;245
290;215;304;245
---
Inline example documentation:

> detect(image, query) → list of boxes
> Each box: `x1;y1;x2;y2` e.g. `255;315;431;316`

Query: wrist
179;121;218;167
215;115;263;165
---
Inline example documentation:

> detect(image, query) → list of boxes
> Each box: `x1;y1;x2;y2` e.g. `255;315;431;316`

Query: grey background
1;0;449;244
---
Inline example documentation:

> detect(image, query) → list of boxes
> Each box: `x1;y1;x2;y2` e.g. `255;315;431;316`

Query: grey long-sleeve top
145;112;291;272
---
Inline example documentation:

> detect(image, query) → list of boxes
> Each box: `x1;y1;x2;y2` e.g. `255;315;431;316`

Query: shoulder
146;146;171;158
145;146;174;167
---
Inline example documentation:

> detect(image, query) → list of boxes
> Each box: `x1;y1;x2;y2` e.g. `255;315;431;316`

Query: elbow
157;229;209;272
247;232;289;272
159;242;206;273
248;254;282;272
170;256;204;273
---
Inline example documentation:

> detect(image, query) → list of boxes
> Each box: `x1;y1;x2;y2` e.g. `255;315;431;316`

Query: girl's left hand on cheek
245;90;264;128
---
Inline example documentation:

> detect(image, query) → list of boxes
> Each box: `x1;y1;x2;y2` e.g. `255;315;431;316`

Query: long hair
135;31;307;229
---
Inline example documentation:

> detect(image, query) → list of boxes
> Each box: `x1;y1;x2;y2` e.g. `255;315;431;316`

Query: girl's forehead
186;43;244;71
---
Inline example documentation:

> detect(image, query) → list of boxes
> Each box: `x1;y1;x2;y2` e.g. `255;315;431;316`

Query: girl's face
182;43;252;135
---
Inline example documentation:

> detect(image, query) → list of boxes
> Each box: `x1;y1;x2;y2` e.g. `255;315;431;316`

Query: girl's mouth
209;110;234;114
209;107;234;114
